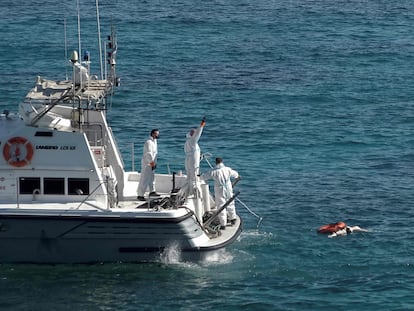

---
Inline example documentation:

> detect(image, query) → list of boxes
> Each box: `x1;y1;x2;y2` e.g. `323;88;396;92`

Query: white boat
0;9;242;263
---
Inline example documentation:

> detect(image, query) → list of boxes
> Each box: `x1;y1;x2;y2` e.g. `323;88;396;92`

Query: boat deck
25;78;112;103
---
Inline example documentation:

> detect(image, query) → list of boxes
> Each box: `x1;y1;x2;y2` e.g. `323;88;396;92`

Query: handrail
203;191;240;228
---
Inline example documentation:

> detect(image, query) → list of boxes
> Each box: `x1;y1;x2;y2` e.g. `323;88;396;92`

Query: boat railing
203;191;240;228
73;179;113;210
82;123;105;147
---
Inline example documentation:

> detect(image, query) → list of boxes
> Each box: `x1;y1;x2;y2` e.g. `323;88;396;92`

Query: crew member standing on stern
184;116;206;189
201;157;240;229
137;129;160;201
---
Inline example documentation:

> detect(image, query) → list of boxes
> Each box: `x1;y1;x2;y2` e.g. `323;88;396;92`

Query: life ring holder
3;136;34;167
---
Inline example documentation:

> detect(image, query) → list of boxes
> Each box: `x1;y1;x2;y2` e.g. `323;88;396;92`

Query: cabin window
34;131;53;137
68;178;89;195
19;177;41;195
44;178;65;195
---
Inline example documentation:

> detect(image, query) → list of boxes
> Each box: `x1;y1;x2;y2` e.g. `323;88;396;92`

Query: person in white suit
184;117;206;187
201;157;240;229
137;129;160;201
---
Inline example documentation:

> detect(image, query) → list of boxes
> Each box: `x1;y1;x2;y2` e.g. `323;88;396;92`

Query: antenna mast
96;0;104;80
76;0;82;62
64;18;68;80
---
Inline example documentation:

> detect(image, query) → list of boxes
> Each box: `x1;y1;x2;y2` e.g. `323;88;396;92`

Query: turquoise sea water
1;0;414;310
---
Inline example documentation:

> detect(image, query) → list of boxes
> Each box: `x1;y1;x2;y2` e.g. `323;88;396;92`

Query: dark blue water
1;0;414;310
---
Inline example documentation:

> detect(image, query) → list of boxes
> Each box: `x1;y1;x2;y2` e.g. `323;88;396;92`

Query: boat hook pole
203;191;240;229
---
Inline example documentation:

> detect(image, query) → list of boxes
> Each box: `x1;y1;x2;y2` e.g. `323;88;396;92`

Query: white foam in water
200;249;234;267
159;242;182;264
158;243;234;267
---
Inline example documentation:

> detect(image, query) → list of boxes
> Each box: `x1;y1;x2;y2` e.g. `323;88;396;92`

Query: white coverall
184;122;204;186
201;163;239;226
137;136;158;196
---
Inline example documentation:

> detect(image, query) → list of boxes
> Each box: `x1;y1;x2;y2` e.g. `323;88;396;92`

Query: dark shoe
149;192;161;197
137;196;146;201
220;225;226;230
230;219;236;225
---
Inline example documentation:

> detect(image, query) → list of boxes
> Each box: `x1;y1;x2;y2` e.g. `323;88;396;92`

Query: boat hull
0;210;242;263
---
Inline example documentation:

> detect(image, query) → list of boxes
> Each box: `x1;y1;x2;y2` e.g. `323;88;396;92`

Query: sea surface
1;0;414;310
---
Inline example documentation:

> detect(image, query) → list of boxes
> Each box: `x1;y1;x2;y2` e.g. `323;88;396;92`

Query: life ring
318;221;346;234
3;136;34;167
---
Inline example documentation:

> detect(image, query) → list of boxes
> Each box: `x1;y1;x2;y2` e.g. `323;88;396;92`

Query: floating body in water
318;222;369;238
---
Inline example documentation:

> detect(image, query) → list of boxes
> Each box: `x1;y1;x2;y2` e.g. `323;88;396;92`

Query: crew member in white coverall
201;157;240;229
184;117;206;187
137;129;160;201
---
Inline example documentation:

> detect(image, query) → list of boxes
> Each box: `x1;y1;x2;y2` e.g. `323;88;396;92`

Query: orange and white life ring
318;221;346;234
3;136;34;167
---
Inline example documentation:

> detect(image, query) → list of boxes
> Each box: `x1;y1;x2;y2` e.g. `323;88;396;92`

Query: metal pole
131;142;135;171
203;191;240;228
96;0;104;80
